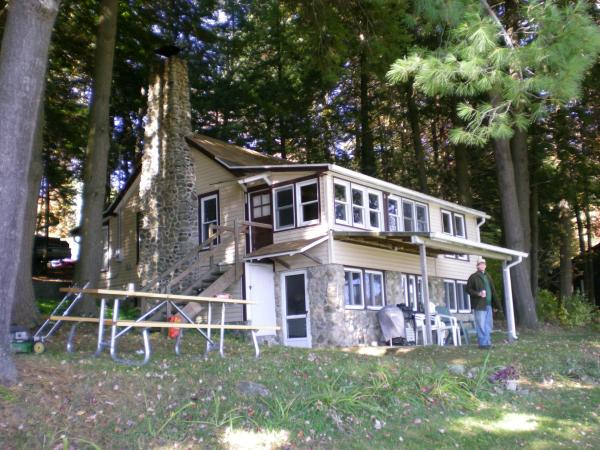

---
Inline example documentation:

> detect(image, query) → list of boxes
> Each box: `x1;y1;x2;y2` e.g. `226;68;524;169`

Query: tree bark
0;0;60;386
11;92;45;329
406;80;428;193
493;135;538;327
74;0;118;314
558;200;573;299
510;129;532;281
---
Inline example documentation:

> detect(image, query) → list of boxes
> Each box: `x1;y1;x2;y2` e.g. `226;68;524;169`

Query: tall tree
388;0;600;327
0;0;60;386
74;0;118;310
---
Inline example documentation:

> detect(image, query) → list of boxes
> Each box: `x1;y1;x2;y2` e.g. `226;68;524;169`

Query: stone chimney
138;54;198;288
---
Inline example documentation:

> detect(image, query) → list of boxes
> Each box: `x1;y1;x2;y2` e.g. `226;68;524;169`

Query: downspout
477;217;486;242
502;256;522;341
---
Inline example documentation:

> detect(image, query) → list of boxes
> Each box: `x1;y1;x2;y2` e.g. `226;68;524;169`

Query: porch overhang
244;235;329;261
332;231;527;261
333;230;527;344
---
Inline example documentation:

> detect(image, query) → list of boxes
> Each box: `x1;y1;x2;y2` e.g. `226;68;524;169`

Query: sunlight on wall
220;426;290;449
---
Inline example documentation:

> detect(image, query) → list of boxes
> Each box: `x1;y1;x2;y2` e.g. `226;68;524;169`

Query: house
99;54;527;348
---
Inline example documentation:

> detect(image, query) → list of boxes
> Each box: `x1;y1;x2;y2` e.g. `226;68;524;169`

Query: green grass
0;325;598;449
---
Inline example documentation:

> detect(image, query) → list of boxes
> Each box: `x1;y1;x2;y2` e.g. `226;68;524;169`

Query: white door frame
281;270;311;348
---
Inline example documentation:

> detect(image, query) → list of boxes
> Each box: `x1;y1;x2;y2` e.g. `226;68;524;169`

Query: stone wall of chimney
138;57;199;290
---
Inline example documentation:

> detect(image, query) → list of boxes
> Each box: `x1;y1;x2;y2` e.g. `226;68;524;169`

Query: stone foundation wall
274;264;450;348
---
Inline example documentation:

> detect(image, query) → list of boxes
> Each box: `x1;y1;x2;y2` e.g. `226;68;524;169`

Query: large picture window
296;180;319;226
274;186;295;230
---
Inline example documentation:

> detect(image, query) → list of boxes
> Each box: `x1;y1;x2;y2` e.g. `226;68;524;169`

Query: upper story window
367;191;382;230
442;210;466;238
274;185;295;230
351;187;365;227
296;180;319;226
388;198;401;231
334;180;350;225
388;196;429;232
334;178;384;231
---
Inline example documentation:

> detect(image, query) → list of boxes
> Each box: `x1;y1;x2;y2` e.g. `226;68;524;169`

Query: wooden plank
59;288;255;305
115;320;280;331
49;316;114;325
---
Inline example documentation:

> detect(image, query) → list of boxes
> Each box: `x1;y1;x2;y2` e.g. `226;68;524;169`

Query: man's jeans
474;306;493;347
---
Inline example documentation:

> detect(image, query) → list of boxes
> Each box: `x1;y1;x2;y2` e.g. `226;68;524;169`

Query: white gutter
502;256;523;341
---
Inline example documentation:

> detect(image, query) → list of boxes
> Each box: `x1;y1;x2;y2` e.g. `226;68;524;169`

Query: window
200;193;219;246
334;180;350;225
388;198;400;231
441;210;468;259
442;210;453;235
367;191;382;230
441;210;466;238
274;186;295;230
444;280;457;312
251;192;271;219
456;281;471;312
403;199;415;231
402;274;423;311
454;214;466;238
101;225;110;271
416;203;429;232
351;187;365;227
296;180;319;226
344;269;364;309
365;270;385;308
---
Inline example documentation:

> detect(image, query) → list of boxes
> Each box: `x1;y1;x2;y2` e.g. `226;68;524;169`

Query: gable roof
187;134;289;167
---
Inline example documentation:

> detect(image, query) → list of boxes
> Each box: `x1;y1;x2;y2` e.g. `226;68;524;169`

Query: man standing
467;258;499;349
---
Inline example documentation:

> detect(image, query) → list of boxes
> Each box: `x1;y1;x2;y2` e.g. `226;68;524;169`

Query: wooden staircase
138;220;268;322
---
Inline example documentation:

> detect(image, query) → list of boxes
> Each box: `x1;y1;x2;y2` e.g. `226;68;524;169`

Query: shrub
536;289;561;323
560;292;597;327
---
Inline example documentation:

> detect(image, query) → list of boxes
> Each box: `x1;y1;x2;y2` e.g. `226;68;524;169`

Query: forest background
0;0;598;384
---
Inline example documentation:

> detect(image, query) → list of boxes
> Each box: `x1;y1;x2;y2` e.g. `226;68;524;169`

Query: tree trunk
558;200;574;299
583;183;595;303
74;0;118;314
493;135;538;328
510;129;532;276
530;180;539;299
359;47;375;176
406;80;428;193
11;93;45;329
0;0;60;386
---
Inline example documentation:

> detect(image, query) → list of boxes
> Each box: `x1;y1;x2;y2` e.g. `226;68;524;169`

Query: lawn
0;324;598;449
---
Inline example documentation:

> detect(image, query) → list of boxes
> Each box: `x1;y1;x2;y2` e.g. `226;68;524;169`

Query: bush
536;289;561;323
561;292;597;327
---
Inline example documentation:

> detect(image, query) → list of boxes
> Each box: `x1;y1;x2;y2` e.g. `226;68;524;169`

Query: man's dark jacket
466;270;500;311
